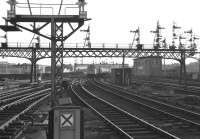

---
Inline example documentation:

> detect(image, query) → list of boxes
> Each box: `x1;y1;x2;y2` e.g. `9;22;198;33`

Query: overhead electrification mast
0;0;90;107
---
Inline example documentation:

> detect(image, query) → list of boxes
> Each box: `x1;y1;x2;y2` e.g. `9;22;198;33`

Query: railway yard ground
1;78;200;139
130;80;200;113
10;86;120;139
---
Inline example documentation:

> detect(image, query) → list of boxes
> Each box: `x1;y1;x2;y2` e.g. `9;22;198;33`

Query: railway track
0;86;47;108
71;81;179;139
0;87;50;139
133;78;200;87
132;79;200;96
0;86;33;97
84;79;200;139
0;86;30;94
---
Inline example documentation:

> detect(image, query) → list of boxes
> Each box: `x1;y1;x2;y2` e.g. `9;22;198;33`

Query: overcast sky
0;0;200;65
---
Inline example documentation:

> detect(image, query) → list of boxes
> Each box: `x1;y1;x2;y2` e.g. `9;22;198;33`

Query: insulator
173;33;176;37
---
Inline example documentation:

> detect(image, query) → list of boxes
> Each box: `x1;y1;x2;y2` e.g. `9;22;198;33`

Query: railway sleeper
128;132;164;139
110;119;134;123
104;114;129;118
4;125;20;132
0;111;19;115
0;135;12;139
119;126;147;131
19;115;33;123
9;121;24;127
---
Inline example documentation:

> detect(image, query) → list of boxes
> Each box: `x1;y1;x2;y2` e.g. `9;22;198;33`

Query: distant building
19;63;32;74
44;64;73;73
87;64;96;75
0;62;39;74
133;56;162;77
163;67;180;79
0;62;8;74
186;62;199;73
74;63;129;73
45;66;51;73
38;65;47;73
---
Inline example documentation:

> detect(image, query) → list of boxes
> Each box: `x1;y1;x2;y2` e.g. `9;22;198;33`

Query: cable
58;0;63;15
17;3;75;6
28;34;36;48
27;0;32;15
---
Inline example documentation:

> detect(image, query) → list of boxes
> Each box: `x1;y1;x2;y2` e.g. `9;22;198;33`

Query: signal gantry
81;25;91;48
150;20;165;50
169;22;181;50
130;27;143;50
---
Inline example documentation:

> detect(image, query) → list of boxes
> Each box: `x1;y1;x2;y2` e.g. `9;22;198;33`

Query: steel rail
0;86;31;95
89;80;200;138
0;86;44;101
94;80;200;125
0;86;43;100
99;80;200;121
71;81;179;139
71;82;133;139
0;86;32;98
0;88;50;110
0;94;49;137
0;87;50;138
133;79;200;95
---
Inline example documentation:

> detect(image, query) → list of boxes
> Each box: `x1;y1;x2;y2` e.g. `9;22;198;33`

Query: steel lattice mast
0;0;90;107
